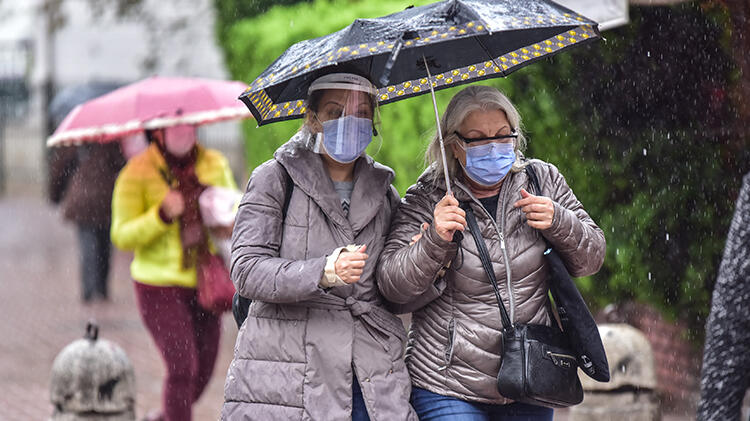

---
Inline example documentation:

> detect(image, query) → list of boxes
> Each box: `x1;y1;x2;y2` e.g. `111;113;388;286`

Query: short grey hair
425;85;527;183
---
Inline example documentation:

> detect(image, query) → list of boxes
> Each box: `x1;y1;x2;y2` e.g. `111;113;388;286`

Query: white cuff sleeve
319;244;360;288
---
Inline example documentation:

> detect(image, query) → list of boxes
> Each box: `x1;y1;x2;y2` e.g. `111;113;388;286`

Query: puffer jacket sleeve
110;163;170;251
231;160;326;304
211;151;238;190
537;161;606;277
377;181;458;305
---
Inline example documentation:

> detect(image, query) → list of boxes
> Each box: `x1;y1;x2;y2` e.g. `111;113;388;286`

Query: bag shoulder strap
460;202;513;331
524;163;554;251
524;161;542;196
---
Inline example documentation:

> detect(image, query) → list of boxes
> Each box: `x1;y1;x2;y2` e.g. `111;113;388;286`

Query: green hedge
216;0;745;334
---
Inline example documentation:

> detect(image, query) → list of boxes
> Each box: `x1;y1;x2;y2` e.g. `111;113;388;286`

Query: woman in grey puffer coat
222;73;417;421
377;86;606;421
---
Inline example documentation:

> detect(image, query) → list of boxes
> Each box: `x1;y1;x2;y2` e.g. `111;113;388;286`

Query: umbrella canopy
240;0;600;126
47;76;251;147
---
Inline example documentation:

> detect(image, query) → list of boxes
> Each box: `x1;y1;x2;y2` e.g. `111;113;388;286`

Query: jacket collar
274;128;394;235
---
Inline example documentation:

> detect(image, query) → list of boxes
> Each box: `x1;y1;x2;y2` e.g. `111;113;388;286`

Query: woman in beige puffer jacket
377;85;606;421
222;73;417;421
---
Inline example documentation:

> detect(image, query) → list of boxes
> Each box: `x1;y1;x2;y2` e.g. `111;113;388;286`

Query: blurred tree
530;4;745;333
215;0;747;334
720;0;750;175
213;0;312;45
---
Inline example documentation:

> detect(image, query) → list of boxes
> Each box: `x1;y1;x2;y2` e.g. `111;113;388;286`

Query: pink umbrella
47;76;251;147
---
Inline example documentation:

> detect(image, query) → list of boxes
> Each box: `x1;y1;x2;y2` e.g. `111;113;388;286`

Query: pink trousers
134;282;221;421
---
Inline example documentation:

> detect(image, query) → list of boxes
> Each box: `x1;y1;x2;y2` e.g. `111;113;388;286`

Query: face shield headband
307;73;378;96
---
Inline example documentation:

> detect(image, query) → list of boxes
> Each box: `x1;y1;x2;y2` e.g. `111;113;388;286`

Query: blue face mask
320;115;373;163
463;142;516;186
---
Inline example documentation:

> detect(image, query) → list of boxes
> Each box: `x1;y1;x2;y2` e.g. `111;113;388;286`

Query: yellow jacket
111;143;237;288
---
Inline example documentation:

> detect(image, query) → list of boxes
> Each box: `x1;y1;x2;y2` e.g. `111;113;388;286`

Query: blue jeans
411;387;553;421
353;378;371;421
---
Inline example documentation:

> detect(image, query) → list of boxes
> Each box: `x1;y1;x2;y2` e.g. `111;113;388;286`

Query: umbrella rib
474;35;506;78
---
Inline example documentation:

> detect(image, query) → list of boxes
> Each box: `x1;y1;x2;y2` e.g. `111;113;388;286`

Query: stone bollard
569;323;660;421
49;322;136;421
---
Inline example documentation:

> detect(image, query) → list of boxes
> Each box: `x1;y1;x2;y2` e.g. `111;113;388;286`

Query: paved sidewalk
0;194;236;420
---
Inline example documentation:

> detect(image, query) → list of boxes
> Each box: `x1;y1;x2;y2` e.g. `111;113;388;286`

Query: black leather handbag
461;201;584;408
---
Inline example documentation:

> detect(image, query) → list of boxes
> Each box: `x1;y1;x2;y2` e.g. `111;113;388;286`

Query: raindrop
648;272;652;280
666;232;670;241
616;248;619;256
289;20;295;28
642;148;647;156
647;51;651;57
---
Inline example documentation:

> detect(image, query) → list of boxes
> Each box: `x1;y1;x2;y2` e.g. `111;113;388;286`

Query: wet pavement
0;193;236;420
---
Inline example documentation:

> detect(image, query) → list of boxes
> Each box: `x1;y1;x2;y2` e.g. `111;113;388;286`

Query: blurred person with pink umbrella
47;82;136;304
47;76;251;147
48;76;248;421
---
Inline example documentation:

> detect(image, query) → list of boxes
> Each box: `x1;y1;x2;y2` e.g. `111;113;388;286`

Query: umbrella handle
423;56;453;196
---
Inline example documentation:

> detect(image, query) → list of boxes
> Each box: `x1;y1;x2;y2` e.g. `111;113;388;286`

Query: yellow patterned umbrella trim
246;23;596;124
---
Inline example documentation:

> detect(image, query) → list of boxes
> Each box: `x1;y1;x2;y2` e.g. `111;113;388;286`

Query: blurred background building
0;0;245;196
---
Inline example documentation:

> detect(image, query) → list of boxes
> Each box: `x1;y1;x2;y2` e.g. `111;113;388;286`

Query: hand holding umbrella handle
433;194;466;243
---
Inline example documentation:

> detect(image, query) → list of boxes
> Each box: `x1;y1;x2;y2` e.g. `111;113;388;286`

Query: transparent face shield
308;74;382;163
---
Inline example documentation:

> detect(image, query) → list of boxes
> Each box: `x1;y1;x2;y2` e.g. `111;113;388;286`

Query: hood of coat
274;128;395;234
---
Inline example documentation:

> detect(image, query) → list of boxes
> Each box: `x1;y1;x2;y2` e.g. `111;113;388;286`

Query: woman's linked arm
377;183;458;307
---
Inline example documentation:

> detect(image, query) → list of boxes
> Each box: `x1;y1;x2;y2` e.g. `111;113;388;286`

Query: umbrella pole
423;56;453;196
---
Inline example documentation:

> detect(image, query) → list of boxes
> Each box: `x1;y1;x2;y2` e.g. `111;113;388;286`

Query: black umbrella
239;0;600;126
49;82;123;128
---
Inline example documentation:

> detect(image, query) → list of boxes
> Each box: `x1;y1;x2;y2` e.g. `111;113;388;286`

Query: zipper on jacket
498;178;515;323
439;318;456;371
460;179;516;323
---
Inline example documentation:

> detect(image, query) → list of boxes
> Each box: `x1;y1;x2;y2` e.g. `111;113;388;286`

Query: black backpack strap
233;163;294;328
460;201;513;332
281;165;293;218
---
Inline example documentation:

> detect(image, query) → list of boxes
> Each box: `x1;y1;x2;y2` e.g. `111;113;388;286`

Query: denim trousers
411;387;553;421
352;376;372;421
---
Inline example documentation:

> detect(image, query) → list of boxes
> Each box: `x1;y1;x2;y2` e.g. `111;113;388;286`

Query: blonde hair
425;85;527;183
